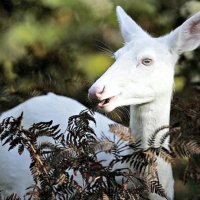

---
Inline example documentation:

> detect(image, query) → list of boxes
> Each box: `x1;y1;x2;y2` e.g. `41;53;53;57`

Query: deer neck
130;95;172;149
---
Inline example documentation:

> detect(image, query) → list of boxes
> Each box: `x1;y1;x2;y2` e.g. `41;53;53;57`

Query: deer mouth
98;96;115;108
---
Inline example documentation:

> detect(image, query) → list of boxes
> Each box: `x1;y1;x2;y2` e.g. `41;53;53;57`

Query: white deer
88;6;200;200
0;5;200;200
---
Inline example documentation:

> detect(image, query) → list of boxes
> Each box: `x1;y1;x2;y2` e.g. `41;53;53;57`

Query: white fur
88;6;200;200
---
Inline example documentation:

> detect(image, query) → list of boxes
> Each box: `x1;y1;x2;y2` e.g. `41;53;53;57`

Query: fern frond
103;193;110;200
123;150;157;176
18;143;25;155
172;137;200;158
29;121;62;140
92;141;115;153
148;125;170;147
37;141;56;152
159;132;170;146
149;180;167;198
3;193;21;200
158;148;175;165
109;124;134;143
61;147;78;158
147;147;175;165
0;110;172;199
117;190;138;200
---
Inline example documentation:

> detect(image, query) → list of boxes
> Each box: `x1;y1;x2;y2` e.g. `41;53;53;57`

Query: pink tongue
98;100;106;108
98;98;109;108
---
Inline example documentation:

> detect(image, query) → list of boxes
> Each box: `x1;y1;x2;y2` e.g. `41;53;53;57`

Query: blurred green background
0;0;200;199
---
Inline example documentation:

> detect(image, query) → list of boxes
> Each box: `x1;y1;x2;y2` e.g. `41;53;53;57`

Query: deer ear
116;6;150;43
168;12;200;54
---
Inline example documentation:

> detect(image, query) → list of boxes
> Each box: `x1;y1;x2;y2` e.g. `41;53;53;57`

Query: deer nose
88;86;105;99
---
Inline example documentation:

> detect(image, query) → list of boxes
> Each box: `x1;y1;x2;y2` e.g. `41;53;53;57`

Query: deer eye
141;58;153;66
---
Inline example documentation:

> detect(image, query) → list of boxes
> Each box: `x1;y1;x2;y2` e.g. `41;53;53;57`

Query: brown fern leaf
118;190;138;200
124;150;158;177
142;149;155;159
5;193;21;200
92;141;115;153
103;193;110;200
148;125;170;147
184;140;200;155
143;172;167;199
149;180;167;198
159;148;175;165
171;136;200;158
61;147;77;158
146;147;175;165
180;158;200;185
109;124;135;143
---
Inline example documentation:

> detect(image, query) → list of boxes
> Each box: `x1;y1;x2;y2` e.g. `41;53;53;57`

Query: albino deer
88;6;200;200
1;5;200;200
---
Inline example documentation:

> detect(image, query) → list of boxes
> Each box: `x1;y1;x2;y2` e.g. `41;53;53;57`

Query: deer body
0;93;116;198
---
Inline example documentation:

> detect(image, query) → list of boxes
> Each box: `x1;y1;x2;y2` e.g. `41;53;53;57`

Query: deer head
88;6;200;112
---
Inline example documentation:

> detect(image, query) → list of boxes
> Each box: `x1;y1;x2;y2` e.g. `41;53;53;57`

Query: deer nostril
95;86;105;97
88;86;105;99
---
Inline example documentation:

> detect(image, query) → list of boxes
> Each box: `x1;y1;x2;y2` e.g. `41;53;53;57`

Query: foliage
1;93;200;199
170;90;200;199
0;109;175;200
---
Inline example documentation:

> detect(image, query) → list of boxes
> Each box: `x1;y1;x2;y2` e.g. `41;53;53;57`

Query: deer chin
98;96;117;112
